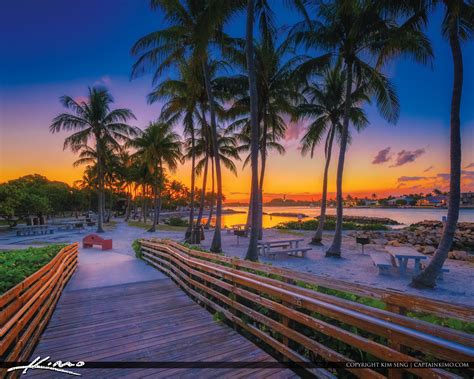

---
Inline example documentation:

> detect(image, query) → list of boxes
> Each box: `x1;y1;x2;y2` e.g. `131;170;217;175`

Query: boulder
422;246;435;255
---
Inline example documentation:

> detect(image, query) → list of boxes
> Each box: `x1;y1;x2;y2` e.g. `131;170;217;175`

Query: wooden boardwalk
25;278;295;378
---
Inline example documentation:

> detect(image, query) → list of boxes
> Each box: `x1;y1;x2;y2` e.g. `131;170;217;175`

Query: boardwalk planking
24;278;295;378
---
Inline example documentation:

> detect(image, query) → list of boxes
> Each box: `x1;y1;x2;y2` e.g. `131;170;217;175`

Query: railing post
230;257;238;331
386;303;407;379
281;277;294;362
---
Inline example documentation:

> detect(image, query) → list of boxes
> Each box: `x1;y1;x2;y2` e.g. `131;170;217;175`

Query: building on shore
418;195;448;207
460;192;474;207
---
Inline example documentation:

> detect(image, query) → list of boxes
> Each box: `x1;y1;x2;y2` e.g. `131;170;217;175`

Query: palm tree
191;126;239;241
131;0;239;253
148;59;206;241
50;86;136;233
224;36;305;241
411;0;474;288
130;122;182;232
299;66;368;245
292;0;432;257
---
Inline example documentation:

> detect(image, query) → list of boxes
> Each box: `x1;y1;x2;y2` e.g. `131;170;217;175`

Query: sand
2;219;472;306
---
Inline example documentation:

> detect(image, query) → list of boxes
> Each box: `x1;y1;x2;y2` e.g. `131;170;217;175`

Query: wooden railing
0;243;79;377
140;239;474;379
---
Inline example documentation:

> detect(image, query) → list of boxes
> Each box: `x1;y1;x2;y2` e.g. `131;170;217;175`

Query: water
209;206;474;228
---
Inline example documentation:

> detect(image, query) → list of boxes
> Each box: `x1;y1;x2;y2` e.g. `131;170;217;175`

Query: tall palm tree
148;59;206;241
412;0;474;288
130;122;182;232
191;126;239;240
299;66;368;245
244;0;260;261
292;0;432;257
50;86;136;233
224;36;305;241
131;0;240;253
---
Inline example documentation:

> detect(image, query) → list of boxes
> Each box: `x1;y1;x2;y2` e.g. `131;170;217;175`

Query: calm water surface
210;206;474;228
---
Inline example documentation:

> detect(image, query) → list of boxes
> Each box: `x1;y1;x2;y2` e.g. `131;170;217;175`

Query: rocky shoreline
351;220;474;262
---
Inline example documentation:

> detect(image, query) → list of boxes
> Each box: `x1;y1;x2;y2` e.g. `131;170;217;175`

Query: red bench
83;234;112;250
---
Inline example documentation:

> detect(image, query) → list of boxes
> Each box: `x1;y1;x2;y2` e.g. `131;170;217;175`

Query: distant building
361;199;378;206
460;192;474;207
386;196;414;206
418;195;447;207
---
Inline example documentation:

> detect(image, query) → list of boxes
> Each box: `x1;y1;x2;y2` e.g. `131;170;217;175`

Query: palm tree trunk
245;0;259;262
96;139;105;233
411;19;462;288
258;117;268;240
202;60;223;253
185;127;196;241
326;60;353;258
148;178;158;233
195;154;209;242
205;157;215;229
124;185;131;221
312;124;336;245
157;164;163;226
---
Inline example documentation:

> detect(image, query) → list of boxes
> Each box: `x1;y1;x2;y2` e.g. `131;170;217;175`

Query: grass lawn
128;220;187;232
0;244;66;294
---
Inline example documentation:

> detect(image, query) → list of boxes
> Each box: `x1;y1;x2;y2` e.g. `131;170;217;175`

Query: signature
7;356;85;376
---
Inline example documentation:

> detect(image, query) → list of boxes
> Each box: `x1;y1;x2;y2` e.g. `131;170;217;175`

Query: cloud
372;147;392;164
464;163;474;169
94;75;112;87
424;165;434;172
396;183;406;189
391;148;426;167
397;176;426;182
285;120;305;141
437;173;451;181
73;96;88;104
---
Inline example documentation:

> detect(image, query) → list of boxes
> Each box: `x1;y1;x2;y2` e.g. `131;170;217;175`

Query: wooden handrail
140;239;474;379
155;239;474;322
0;243;79;378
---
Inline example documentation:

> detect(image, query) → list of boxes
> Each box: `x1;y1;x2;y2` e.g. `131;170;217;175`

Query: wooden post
387;303;407;379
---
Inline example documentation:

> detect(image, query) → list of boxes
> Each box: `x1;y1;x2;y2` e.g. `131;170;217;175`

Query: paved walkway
24;226;295;378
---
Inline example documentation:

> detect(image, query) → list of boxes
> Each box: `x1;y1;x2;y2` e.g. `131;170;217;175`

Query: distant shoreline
224;204;474;210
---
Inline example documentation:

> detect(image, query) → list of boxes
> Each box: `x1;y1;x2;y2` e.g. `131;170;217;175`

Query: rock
422;246;435;255
387;240;400;247
450;250;468;261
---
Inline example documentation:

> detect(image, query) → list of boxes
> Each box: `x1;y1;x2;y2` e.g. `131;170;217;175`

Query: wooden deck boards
25;279;295;378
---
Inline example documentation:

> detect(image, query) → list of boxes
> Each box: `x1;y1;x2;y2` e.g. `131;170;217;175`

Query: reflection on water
204;206;474;228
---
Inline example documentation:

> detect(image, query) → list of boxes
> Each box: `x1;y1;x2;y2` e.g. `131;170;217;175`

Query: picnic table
258;238;310;259
385;246;428;275
16;225;53;237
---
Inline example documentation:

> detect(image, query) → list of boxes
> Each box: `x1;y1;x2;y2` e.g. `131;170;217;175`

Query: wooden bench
267;247;312;259
370;252;394;275
83;234;112;250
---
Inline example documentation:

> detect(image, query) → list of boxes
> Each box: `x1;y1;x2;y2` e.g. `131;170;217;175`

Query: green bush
166;217;188;227
275;219;389;231
0;244;66;294
132;239;142;259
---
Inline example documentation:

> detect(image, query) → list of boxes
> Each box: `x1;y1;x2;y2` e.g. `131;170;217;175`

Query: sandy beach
2;219;473;306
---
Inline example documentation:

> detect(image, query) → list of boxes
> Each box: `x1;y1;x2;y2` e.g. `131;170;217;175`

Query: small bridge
2;243;294;378
2;239;473;378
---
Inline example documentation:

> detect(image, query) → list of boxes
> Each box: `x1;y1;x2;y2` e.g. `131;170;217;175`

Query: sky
1;0;473;202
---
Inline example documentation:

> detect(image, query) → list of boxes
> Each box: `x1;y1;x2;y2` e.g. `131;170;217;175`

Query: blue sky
1;0;473;199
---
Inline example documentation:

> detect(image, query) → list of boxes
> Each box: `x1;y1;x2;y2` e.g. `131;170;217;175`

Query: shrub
166;217;188;227
275;219;389;231
0;244;66;294
132;239;142;259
